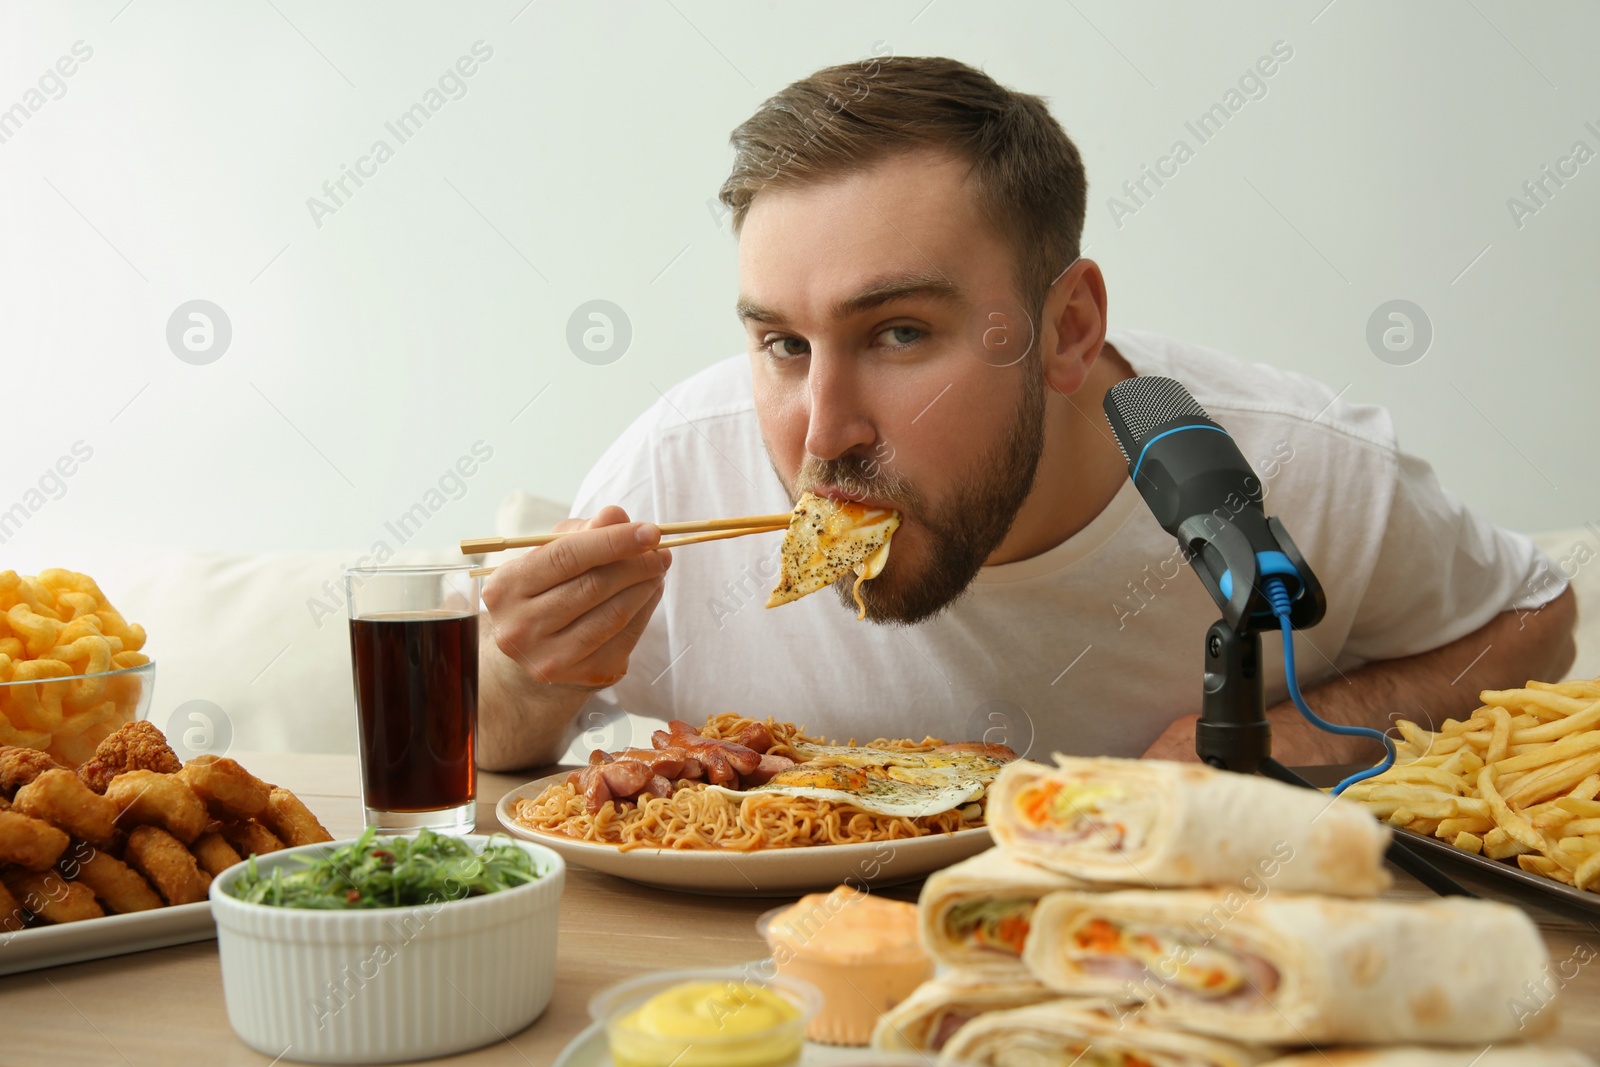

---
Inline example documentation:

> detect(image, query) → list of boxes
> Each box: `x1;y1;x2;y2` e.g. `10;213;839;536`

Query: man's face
737;150;1046;623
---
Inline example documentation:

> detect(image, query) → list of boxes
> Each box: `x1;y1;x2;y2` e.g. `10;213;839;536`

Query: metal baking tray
1393;826;1600;915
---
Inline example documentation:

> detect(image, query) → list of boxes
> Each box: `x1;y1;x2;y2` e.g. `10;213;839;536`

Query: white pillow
105;547;468;756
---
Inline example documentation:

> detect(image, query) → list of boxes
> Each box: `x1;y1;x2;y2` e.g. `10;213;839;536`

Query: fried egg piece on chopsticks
765;491;900;619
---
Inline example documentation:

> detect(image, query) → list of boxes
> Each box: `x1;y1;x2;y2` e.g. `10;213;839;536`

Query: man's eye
876;325;923;347
764;336;810;359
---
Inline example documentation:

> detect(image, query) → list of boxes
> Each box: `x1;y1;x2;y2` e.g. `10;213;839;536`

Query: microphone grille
1105;376;1211;452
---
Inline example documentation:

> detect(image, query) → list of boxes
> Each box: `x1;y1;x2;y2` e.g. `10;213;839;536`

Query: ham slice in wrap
918;846;1102;974
937;998;1273;1067
988;756;1391;895
1261;1049;1594;1067
868;971;1066;1052
1023;889;1554;1045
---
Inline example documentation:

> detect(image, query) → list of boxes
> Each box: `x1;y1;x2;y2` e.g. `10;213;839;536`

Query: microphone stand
1182;516;1475;898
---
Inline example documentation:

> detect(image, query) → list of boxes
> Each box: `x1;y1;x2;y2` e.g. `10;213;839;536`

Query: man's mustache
796;453;921;512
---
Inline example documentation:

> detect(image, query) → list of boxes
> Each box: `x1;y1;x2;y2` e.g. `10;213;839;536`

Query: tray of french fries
1345;676;1600;908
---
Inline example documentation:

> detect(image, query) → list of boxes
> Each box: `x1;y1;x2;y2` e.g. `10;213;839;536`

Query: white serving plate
0;900;214;976
554;1019;934;1067
497;772;991;896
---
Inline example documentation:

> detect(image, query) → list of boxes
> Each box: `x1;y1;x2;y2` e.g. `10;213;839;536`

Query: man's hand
1141;714;1201;762
482;505;671;689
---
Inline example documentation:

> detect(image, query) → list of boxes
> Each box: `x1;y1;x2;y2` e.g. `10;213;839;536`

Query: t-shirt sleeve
1340;450;1565;662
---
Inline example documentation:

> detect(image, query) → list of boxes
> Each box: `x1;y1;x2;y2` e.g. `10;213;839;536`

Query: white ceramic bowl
209;834;565;1064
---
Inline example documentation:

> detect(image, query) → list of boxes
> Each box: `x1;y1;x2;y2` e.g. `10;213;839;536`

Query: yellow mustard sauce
609;981;803;1067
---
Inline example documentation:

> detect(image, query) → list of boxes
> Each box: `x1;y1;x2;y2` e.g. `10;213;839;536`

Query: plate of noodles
495;713;1007;895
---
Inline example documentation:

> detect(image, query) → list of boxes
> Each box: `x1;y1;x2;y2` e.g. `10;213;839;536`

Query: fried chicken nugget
13;769;119;848
260;787;333;847
1;868;105;924
123;825;209;905
218;820;284;858
0;746;64;797
178;755;270;821
0;810;70;870
68;849;163;914
0;877;25;932
76;721;181;794
190;830;242;877
105;771;207;844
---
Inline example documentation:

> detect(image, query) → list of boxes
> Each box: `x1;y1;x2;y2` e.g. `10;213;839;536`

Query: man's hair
718;55;1087;310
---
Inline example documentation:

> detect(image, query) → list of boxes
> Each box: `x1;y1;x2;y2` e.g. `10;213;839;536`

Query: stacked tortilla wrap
938;999;1273;1067
868;972;1064;1053
918;846;1100;975
987;756;1393;895
869;755;1579;1061
1023;889;1554;1045
1260;1050;1595;1067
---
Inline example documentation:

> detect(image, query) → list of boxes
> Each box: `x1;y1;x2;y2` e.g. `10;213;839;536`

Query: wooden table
7;753;1600;1063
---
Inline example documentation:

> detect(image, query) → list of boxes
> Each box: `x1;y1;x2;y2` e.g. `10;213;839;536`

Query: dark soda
350;610;477;812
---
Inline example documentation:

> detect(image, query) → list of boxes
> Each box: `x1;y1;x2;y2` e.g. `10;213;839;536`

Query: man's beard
778;370;1047;625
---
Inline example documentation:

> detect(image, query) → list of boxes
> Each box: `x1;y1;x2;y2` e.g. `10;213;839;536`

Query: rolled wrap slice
918;846;1100;974
869;971;1067;1052
988;756;1392;895
1023;889;1554;1045
1262;1050;1595;1067
937;999;1273;1067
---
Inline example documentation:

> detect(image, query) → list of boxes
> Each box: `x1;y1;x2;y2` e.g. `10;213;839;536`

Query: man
476;57;1574;771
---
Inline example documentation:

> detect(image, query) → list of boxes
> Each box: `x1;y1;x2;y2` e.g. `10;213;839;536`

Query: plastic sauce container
758;886;934;1045
590;966;822;1067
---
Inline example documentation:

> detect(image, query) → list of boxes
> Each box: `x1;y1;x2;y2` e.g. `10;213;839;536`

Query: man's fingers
550;577;663;666
526;518;661;590
564;583;667;689
532;550;670;633
551;504;629;536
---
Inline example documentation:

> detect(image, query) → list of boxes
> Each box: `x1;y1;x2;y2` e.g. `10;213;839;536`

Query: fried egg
765;491;901;619
708;742;1013;818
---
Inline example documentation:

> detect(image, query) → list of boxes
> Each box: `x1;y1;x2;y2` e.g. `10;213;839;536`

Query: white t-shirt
525;328;1561;762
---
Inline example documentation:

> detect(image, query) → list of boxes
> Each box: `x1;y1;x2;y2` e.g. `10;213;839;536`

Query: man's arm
1142;586;1578;764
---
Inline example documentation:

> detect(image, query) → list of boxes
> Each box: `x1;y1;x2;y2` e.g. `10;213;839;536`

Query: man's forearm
475;637;595;772
1267;587;1579;765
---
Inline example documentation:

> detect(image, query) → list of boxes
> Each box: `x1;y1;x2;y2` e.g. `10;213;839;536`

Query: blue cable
1262;577;1396;794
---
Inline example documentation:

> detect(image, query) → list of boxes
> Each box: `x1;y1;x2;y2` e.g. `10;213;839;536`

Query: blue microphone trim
1218;551;1302;605
1129;424;1230;482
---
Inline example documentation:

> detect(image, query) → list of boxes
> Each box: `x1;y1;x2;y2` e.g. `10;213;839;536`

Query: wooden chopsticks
460;513;792;555
462;513;792;578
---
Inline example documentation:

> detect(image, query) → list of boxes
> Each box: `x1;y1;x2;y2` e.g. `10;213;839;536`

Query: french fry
1479;765;1548;851
1437;816;1495;837
1453;831;1484;854
1504;752;1600;808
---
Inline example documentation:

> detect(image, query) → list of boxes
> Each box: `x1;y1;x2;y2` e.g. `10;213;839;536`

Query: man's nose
803;352;876;461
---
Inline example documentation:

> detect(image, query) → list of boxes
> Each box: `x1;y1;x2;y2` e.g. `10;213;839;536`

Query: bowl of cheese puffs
0;568;154;766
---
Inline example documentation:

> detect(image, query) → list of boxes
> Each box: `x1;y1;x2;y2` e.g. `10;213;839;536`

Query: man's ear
1039;258;1108;396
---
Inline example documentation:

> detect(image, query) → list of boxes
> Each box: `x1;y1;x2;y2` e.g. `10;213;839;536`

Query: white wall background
6;0;1597;752
3;0;1596;564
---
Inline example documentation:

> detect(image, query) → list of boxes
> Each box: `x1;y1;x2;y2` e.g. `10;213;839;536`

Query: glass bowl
590;965;823;1067
0;660;154;766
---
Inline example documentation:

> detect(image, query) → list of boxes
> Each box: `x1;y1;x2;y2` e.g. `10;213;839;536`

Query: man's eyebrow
736;271;964;326
834;272;963;318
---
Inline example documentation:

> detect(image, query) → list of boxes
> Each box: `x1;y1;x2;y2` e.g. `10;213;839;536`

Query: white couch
95;493;1600;759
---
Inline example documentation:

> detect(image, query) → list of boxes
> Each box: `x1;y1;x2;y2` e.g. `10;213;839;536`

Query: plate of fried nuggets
0;721;332;975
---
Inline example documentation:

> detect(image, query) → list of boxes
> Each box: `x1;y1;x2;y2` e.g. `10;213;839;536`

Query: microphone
1103;376;1323;632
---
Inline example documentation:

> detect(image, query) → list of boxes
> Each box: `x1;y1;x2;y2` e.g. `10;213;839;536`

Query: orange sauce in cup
760;886;933;1046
